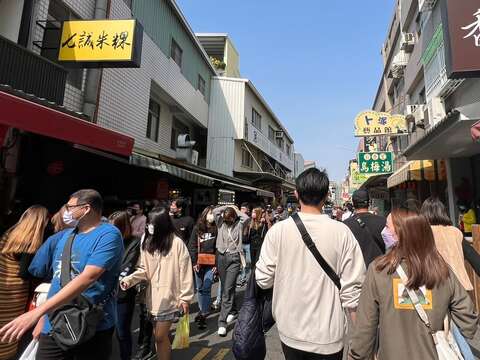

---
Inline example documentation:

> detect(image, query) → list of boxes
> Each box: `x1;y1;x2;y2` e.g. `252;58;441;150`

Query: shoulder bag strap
60;229;78;288
396;265;434;331
353;215;384;253
292;213;341;290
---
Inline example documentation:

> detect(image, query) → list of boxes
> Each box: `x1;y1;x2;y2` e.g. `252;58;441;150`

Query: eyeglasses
65;203;88;211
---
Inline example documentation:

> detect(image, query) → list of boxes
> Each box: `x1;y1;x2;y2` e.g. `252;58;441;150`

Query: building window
198;75;206;96
252;108;262;130
241;149;253;168
276;137;284;150
41;0;83;89
146;99;160;142
268;126;275;141
170;117;190;150
171;38;183;68
286;143;291;157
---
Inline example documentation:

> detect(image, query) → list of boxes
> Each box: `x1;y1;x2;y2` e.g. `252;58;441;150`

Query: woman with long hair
189;205;217;330
248;207;270;266
0;205;49;359
120;207;194;360
350;208;478;360
50;205;71;234
109;211;141;360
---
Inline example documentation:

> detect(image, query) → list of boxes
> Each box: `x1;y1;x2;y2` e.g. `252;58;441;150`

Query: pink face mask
381;227;397;249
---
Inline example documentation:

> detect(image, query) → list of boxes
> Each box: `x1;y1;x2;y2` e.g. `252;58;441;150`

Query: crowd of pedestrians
1;167;480;360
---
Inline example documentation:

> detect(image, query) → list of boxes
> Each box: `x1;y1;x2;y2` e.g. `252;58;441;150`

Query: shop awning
131;153;275;197
387;160;446;188
0;89;134;157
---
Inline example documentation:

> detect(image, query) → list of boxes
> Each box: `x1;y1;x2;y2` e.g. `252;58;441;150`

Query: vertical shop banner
354;111;408;137
441;0;480;78
58;19;143;67
358;152;394;175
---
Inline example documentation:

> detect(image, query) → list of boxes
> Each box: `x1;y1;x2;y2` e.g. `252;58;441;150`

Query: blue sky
177;0;395;181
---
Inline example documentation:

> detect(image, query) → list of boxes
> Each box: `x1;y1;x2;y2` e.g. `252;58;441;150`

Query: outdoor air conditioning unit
427;97;446;126
406;104;419;115
413;104;426;127
176;134;196;163
275;131;284;139
400;33;416;52
419;0;437;12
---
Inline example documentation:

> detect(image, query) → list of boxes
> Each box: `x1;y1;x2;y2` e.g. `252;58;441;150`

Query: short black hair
70;189;103;213
173;197;188;211
240;202;250;209
421;197;453;226
295;168;329;206
130;200;144;209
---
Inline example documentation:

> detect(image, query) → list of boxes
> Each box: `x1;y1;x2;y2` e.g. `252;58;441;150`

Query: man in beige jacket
256;168;366;359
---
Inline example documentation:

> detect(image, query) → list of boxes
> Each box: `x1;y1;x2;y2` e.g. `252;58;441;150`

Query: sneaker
197;315;207;330
226;313;237;324
218;326;227;337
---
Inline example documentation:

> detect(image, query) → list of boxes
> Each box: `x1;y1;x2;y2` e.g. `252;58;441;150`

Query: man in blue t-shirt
0;189;124;360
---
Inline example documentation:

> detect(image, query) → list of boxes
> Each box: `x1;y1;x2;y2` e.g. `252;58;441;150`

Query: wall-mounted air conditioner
176;134;196;163
427;97;446;126
401;33;416;52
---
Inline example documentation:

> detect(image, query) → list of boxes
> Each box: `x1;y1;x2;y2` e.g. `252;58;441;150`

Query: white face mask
63;210;79;227
206;213;215;224
147;224;155;235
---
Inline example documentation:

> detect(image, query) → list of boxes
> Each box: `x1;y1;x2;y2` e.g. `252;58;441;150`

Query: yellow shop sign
58;19;143;67
354;111;408;137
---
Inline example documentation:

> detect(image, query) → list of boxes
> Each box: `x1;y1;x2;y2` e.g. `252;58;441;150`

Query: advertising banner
358;151;394;175
354;111;408;137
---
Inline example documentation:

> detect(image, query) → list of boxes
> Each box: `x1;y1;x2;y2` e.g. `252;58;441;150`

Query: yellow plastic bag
172;314;190;350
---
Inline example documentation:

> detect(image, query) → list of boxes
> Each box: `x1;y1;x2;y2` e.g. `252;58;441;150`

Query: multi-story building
0;0;278;224
294;153;305;178
304;160;317;170
196;33;241;78
207;76;296;203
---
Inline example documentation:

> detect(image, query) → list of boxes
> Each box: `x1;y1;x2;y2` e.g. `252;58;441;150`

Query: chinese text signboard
58;19;143;68
350;161;371;189
354;111;408;137
441;0;480;79
358;152;394;175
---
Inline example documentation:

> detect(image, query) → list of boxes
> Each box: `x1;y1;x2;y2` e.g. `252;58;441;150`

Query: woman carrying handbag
349;208;478;360
189;206;218;330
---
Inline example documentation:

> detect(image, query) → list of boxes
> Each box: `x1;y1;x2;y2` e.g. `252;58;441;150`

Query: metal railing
0;35;67;104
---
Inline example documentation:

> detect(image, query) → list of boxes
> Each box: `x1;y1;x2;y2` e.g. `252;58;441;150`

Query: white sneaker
218;326;227;337
226;314;237;324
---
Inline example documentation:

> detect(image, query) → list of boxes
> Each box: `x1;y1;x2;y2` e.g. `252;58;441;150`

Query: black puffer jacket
117;236;141;302
188;225;217;266
232;271;274;360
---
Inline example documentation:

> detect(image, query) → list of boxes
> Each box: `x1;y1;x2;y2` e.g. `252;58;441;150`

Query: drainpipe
82;0;109;120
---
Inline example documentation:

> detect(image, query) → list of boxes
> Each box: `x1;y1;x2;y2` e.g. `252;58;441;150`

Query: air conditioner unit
275;131;284;139
400;33;416;52
413;104;426;126
176;134;196;163
419;0;437;12
406;104;419;115
427;97;446;126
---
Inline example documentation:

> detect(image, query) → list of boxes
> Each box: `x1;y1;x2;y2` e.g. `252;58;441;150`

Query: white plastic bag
18;340;38;360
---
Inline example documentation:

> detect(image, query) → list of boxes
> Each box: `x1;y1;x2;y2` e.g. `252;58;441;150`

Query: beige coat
122;235;194;316
431;225;473;291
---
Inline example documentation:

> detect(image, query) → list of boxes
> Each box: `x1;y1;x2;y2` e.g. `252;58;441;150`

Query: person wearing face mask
10;189;124;360
129;201;147;238
170;198;195;246
212;205;249;337
188;206;218;330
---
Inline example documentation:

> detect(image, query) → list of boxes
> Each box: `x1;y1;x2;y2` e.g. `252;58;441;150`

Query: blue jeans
452;322;475;360
216;279;222;304
195;266;215;315
239;244;252;283
116;298;135;360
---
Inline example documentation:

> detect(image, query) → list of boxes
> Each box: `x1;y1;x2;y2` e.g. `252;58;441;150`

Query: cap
352;189;369;208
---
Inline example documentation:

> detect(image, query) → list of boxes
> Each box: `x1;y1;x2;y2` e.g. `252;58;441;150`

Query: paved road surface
112;282;285;359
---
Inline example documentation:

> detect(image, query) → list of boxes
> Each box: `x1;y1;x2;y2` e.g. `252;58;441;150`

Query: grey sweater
213;206;249;254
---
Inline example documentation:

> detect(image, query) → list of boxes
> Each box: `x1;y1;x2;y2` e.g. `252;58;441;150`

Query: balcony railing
0;35;67;104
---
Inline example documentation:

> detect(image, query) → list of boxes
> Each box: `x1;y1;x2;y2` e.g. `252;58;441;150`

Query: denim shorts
150;310;179;322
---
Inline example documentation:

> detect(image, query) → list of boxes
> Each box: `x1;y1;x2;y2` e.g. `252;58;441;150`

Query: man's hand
0;309;42;343
193;264;200;273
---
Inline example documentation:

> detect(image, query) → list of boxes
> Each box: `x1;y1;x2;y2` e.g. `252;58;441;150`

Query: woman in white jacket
120;207;194;360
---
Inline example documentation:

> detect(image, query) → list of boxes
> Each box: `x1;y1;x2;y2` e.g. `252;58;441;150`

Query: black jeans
36;328;114;360
116;298;135;360
281;343;343;360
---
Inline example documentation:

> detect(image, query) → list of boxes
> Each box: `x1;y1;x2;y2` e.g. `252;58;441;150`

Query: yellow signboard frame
354;110;408;137
58;19;143;68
